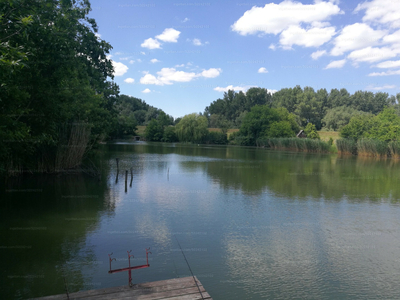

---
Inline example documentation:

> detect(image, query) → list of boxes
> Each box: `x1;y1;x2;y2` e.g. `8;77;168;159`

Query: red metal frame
108;248;151;287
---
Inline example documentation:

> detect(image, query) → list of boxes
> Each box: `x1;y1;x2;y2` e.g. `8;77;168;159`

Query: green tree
322;106;370;131
304;123;320;139
145;119;164;141
162;126;178;142
175;113;208;143
0;0;119;172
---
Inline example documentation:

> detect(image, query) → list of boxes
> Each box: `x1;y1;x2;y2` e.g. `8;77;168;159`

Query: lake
1;142;400;299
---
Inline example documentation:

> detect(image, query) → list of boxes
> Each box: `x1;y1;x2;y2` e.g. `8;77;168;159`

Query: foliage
162;126;178;142
340;108;400;142
0;0;119;173
204;88;272;127
145;119;164;141
239;106;299;145
205;132;228;144
322;106;370;131
175;113;208;143
304;123;320;140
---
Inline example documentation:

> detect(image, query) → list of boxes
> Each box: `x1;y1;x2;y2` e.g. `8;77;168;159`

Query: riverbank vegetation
337;108;400;158
0;1;171;175
2;1;400;175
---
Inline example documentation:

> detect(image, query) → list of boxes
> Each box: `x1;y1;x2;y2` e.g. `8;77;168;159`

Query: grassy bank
319;131;340;143
257;138;331;153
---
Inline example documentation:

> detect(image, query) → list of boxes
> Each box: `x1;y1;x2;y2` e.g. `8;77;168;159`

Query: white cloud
366;84;396;90
214;85;248;92
231;1;341;36
124;78;135;83
354;0;400;29
258;67;268;73
347;47;398;63
95;33;101;39
383;30;400;44
175;64;185;67
375;60;400;68
129;60;135;64
368;69;400;76
201;68;221;78
141;38;162;49
140;73;162;85
140;67;221;85
150;58;160;63
141;51;146;55
269;44;276;50
279;25;336;48
156;28;181;42
325;59;346;69
137;59;142;63
331;23;386;56
112;61;128;76
311;50;327;60
142;88;151;93
182;17;189;23
267;89;278;94
192;38;203;46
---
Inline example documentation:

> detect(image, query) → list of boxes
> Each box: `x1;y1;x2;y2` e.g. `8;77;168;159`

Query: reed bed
258;138;331;153
336;139;357;155
357;139;388;158
388;141;400;159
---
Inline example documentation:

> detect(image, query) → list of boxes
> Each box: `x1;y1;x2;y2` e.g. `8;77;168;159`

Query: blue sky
89;0;400;118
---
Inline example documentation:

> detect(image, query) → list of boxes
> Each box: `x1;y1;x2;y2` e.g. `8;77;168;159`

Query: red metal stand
108;248;151;287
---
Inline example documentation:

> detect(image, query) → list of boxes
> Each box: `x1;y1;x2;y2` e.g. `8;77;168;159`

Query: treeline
111;95;174;138
1;0;121;174
204;86;399;131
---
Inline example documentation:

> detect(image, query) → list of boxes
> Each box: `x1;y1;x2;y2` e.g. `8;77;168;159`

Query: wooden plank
77;286;208;300
32;277;211;300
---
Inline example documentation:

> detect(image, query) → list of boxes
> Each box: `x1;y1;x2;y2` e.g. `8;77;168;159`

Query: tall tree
1;0;118;172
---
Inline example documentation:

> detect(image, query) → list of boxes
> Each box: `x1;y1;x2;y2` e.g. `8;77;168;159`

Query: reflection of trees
202;149;400;201
1;171;113;299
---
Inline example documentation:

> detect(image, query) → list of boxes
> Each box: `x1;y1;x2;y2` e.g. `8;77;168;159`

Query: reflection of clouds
222;208;400;299
223;225;324;298
134;213;170;247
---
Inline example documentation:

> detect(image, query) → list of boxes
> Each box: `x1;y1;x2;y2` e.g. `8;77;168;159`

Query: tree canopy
1;0;118;172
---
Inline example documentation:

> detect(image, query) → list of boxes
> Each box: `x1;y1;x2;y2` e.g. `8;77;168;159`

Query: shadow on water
0;159;115;299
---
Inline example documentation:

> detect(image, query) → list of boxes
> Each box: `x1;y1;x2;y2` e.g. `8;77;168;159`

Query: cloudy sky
89;0;400;118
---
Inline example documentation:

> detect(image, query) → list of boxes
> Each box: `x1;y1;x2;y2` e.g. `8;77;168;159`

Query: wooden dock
33;276;212;300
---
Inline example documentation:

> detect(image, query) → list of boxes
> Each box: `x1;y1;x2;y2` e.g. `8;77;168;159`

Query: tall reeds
336;139;357;155
257;138;331;153
357;139;388;158
388;141;400;159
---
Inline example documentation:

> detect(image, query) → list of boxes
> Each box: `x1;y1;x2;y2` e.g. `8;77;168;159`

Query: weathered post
130;168;133;187
125;170;128;193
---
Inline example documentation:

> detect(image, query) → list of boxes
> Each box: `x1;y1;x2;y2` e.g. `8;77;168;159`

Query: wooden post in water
130;168;133;187
115;158;120;184
125;170;128;193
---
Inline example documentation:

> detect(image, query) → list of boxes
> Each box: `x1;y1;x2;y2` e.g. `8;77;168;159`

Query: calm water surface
1;142;400;299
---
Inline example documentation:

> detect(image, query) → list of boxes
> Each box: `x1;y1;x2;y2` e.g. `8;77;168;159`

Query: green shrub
205;131;228;144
